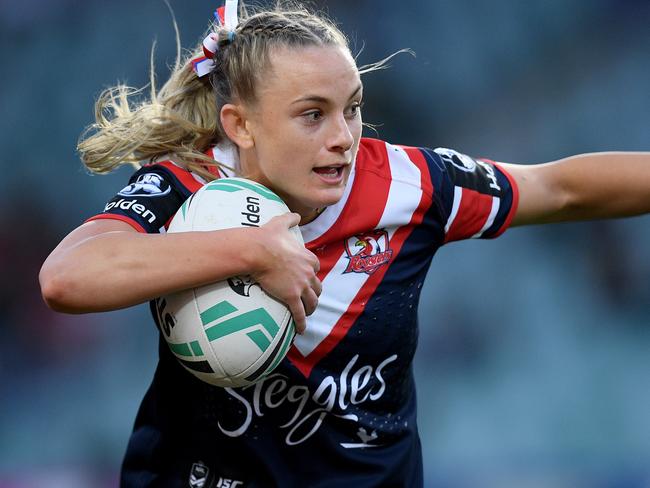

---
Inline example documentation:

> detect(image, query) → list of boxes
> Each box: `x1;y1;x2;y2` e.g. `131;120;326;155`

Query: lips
313;161;349;179
313;166;342;177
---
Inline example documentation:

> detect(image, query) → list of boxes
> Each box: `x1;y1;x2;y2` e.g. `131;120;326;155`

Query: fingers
311;275;322;297
289;276;321;335
286;274;321;335
301;287;319;317
288;298;307;334
307;250;320;273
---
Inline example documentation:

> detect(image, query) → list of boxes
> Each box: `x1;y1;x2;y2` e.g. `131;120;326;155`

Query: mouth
313;164;347;183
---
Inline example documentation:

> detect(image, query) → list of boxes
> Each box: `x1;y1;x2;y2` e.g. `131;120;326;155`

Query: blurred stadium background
1;0;649;486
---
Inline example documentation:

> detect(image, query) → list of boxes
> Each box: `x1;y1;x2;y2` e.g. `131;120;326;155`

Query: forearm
40;228;264;313
557;152;650;220
504;152;650;226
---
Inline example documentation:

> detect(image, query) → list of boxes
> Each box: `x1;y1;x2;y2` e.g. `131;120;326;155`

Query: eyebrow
290;84;363;105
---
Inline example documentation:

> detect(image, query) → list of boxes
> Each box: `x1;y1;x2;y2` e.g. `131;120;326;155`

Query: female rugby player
40;2;650;486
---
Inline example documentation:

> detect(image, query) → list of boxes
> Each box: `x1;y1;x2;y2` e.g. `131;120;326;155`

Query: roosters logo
343;230;393;275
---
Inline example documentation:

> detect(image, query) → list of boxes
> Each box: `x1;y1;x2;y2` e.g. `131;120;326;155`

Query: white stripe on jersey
210;143;239;178
444;186;463;234
293;143;423;357
293;249;370;356
378;145;424;229
471;196;500;238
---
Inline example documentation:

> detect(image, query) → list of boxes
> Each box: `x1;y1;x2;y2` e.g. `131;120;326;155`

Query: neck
299;207;325;225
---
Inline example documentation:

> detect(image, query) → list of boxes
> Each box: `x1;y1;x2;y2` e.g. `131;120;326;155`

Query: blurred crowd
1;0;649;486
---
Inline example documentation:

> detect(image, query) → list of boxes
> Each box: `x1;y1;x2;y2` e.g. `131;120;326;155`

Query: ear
220;103;255;149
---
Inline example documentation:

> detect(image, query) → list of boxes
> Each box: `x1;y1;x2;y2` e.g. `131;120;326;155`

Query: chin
281;183;347;215
315;186;346;207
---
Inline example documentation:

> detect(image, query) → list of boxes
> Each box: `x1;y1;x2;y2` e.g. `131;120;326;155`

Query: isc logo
188;462;244;488
216;477;244;488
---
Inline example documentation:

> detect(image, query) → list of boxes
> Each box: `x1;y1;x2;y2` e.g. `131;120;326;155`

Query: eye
346;101;364;118
302;110;323;123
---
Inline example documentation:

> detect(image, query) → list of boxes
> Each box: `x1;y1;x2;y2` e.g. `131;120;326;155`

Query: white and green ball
156;177;301;387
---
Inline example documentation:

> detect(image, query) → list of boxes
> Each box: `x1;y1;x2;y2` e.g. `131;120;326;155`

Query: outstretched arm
501;152;650;226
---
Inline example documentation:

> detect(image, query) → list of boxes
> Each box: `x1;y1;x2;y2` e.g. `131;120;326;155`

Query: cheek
348;117;363;145
265;119;310;153
279;130;319;164
351;119;363;150
354;114;363;135
254;125;292;166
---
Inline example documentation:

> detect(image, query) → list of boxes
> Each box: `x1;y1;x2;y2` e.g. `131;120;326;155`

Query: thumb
278;212;301;228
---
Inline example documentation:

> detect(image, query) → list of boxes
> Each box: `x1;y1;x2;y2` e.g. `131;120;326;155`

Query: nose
327;114;354;153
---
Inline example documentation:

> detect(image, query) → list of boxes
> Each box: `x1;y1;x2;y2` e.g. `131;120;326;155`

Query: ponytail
78;29;228;181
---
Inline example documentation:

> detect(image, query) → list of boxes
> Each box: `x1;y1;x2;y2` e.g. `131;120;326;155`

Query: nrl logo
189;461;209;488
343;229;393;275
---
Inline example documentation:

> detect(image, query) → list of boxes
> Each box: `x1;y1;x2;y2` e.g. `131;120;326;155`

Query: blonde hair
78;2;353;180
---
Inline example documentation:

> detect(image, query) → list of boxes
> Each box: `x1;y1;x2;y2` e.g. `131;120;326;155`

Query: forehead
260;45;361;101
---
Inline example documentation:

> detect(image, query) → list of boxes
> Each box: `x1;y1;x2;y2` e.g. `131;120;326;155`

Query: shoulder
355;138;434;196
357;137;431;168
134;159;209;196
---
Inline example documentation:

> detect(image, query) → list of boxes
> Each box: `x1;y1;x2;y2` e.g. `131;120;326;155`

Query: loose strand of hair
358;48;415;75
149;39;158;104
162;0;182;72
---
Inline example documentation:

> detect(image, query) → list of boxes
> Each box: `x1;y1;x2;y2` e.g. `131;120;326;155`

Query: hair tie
191;0;239;78
223;0;239;31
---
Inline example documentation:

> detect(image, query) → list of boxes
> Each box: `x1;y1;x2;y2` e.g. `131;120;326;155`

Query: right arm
39;214;320;332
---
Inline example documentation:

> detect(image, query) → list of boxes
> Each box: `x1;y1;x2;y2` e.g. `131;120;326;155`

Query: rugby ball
155;177;301;387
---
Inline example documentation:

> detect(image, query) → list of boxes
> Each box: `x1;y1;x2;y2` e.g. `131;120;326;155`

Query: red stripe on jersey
151;160;204;193
289;142;433;378
492;162;520;237
206;164;221;178
204;147;223;178
311;246;342;283
84;213;147;233
444;188;494;243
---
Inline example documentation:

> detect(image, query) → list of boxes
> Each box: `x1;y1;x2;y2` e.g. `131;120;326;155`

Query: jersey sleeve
85;163;199;234
421;147;519;243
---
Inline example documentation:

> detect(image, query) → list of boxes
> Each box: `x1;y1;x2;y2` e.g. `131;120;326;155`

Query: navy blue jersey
88;138;518;487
